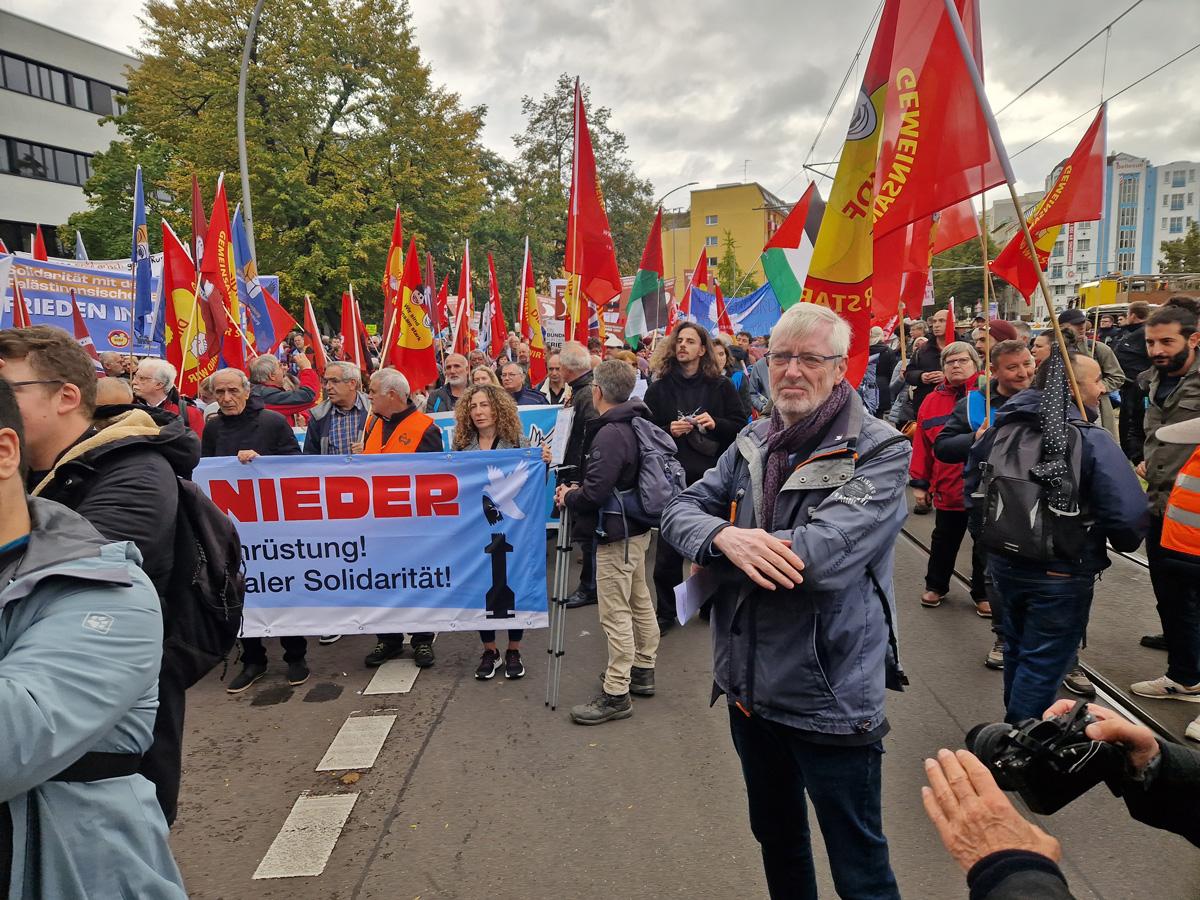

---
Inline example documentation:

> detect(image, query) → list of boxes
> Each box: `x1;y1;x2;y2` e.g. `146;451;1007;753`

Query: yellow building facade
662;182;790;297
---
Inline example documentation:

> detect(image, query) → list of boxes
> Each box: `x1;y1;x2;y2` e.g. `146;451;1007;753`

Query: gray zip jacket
660;393;911;736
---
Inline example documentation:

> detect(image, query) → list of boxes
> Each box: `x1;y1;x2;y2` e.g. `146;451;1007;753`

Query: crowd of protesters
4;289;1200;899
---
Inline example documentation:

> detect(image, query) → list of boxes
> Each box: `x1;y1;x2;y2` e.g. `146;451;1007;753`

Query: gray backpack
604;418;688;528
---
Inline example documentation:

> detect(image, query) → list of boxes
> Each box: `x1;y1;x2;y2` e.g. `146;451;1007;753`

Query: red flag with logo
519;238;547;385
991;105;1107;301
200;176;246;369
388;238;439;390
302;294;328;377
714;283;733;336
161;221;220;395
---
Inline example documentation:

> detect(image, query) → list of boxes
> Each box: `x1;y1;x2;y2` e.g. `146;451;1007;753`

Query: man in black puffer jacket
560;360;659;725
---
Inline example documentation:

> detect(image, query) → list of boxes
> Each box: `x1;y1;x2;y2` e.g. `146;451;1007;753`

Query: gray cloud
10;0;1200;205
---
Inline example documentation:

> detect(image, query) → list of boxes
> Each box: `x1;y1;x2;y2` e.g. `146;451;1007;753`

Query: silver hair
371;366;410;399
249;354;280;384
769;303;851;358
558;341;591;374
940;340;981;368
325;361;362;384
592;358;635;404
213;368;251;391
137;357;177;389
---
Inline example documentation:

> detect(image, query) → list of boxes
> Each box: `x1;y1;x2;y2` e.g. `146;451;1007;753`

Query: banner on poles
193;450;549;637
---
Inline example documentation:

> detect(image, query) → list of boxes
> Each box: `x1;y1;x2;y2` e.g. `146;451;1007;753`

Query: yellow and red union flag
563;78;622;344
161;221;219;394
388;237;438;391
520;237;547;385
200;175;246;370
992;104;1107;301
800;0;898;386
382;206;404;322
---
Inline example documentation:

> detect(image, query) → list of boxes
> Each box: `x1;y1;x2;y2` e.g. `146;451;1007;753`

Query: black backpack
166;478;245;687
973;421;1092;564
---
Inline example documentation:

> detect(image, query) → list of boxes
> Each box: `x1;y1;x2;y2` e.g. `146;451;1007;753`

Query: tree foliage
68;0;488;327
930;232;1001;316
1160;221;1200;274
716;230;758;292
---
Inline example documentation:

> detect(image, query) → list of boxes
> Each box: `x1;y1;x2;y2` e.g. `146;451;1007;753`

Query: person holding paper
660;303;911;900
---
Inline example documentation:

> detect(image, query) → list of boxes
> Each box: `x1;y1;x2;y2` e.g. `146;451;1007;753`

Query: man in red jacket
248;352;319;423
909;340;990;616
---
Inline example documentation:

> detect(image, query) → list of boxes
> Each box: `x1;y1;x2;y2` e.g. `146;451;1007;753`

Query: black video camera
966;700;1124;815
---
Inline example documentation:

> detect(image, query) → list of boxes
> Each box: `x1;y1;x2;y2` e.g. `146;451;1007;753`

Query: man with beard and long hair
644;322;744;630
1132;297;1200;705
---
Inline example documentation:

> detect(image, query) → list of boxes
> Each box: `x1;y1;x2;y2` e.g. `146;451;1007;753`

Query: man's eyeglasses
322;377;352;386
5;379;64;390
765;352;843;371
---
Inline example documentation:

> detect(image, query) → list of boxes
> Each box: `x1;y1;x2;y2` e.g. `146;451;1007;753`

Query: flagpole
566;78;582;343
980;200;993;423
898;312;907;368
940;0;1086;417
237;0;266;260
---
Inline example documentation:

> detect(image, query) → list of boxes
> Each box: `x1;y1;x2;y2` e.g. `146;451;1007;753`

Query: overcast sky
8;0;1200;206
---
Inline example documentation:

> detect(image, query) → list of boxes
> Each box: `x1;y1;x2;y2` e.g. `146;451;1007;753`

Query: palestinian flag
625;208;667;347
761;182;824;310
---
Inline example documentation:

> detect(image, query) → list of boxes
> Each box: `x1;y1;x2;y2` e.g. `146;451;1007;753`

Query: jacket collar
1147;350;1200;397
30;409;163;497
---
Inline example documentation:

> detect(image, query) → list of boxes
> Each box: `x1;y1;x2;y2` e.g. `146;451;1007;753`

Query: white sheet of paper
550;407;574;466
674;567;719;625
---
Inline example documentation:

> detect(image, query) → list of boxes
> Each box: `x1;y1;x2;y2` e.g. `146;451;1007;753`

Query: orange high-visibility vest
1163;446;1200;556
363;410;434;454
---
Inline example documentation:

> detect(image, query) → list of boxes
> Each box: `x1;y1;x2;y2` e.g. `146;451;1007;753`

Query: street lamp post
654;181;698;304
237;0;267;260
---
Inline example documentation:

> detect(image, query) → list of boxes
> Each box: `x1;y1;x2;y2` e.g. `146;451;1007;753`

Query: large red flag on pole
679;248;709;323
69;289;104;375
10;281;32;329
200;175;247;369
563;78;621;345
382;207;404;323
519;238;547;385
991;104;1107;301
31;226;49;261
452;242;473;356
484;252;509;360
388;239;439;390
434;275;449;340
161;221;220;395
340;289;368;373
302;294;328;377
714;283;734;336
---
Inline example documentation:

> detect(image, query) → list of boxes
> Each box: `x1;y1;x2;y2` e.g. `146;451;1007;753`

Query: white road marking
253;792;359;879
363;658;420;695
315;714;396;772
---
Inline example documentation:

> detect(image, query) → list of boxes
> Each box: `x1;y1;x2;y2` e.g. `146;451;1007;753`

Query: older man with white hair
660;303;910;900
133;357;206;433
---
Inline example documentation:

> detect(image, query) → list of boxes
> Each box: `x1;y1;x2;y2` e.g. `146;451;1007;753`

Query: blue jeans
989;556;1095;724
727;707;899;900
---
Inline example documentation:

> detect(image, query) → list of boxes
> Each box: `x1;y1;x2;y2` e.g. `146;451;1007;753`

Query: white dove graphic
485;462;530;521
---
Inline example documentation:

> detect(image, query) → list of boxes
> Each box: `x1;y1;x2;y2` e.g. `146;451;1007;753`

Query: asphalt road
169;528;1200;899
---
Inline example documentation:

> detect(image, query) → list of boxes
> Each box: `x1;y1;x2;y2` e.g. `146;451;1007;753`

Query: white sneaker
318;634;342;645
1187;716;1200;743
1129;675;1200;702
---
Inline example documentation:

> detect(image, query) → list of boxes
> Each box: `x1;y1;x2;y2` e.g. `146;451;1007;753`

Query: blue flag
231;206;275;355
131;165;154;341
74;230;88;261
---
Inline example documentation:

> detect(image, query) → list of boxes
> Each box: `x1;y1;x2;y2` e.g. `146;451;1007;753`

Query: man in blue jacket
964;350;1147;724
0;379;187;898
661;303;909;900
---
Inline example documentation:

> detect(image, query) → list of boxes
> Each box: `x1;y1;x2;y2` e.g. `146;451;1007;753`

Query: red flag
992;105;1107;301
871;0;1006;242
10;282;32;329
875;199;978;322
944;303;956;346
388;239;439;390
452;243;473;356
680;248;709;321
0;239;9;254
520;238;547;385
665;295;678;336
200;176;246;369
161;221;220;395
190;174;207;272
340;289;367;373
434;274;449;337
32;226;49;261
424;252;436;320
382;207;404;321
931;199;980;255
714;283;733;336
353;289;373;374
563;78;621;343
485;252;508;360
69;289;104;375
302;294;328;377
262;287;298;348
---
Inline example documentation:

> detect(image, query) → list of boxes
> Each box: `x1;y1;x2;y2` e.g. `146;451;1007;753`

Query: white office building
1151;161;1200;267
0;10;134;254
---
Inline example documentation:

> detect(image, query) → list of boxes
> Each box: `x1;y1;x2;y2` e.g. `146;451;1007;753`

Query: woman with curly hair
453;384;531;680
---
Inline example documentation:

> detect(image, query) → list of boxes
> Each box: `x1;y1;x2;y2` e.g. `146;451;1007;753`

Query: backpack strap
50;751;143;782
855;433;909;467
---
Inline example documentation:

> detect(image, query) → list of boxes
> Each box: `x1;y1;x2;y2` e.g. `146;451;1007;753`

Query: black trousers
240;635;308;665
653;535;687;620
379;632;434;646
139;658;186;826
1119;382;1147;463
925;508;988;600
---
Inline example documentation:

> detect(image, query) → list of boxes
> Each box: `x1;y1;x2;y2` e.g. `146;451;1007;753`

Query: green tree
715;230;758;292
1160;221;1200;273
475;74;655;310
67;0;488;327
930;232;1001;316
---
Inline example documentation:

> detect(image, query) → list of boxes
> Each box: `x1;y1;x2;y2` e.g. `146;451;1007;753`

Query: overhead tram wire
1012;40;1200;159
993;0;1147;117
